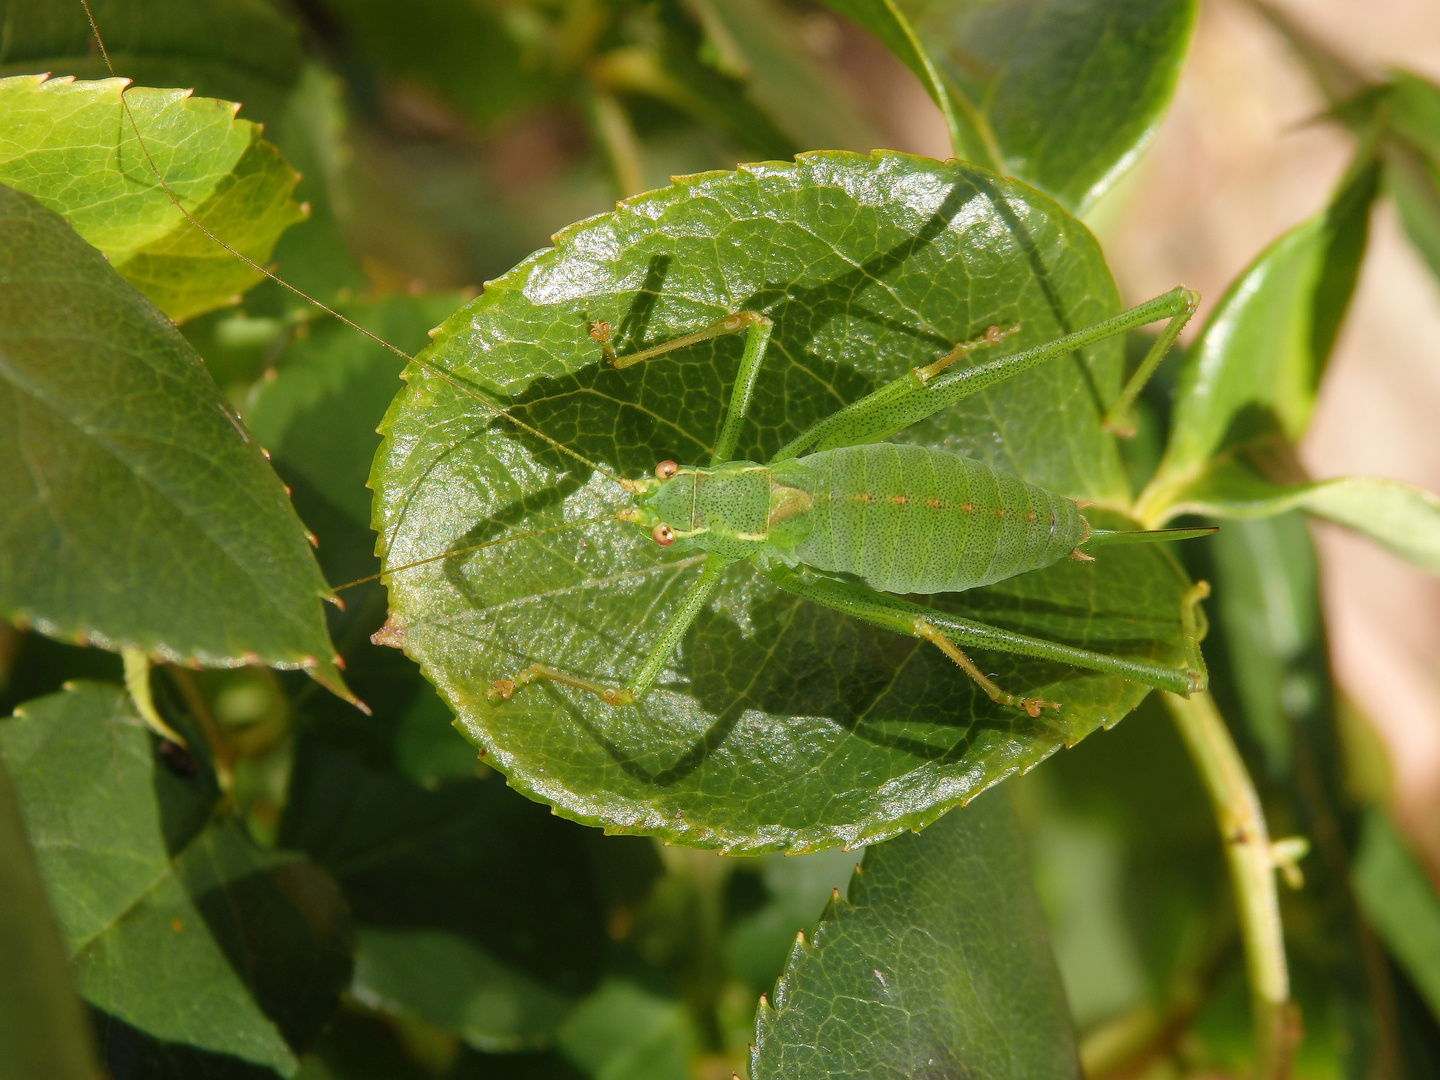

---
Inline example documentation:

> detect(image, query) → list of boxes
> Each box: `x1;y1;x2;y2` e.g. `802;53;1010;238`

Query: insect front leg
488;553;730;707
596;309;773;465
769;287;1199;461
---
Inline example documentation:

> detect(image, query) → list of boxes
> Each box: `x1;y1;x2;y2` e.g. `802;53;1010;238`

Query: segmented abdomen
788;444;1085;594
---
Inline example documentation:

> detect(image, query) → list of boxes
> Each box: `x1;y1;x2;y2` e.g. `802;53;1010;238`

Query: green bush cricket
483;287;1214;717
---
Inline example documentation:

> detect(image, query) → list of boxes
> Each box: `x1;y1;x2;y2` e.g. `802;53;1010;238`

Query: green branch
1163;690;1301;1079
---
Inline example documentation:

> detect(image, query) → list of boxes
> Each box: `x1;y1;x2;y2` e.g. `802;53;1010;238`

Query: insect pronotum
80;0;1212;720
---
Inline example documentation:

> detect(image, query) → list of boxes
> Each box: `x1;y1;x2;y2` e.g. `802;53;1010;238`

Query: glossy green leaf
1138;160;1380;523
750;791;1078;1079
1354;809;1440;1021
0;74;305;320
371;152;1207;852
0;682;352;1074
0;752;101;1080
1159;464;1440;575
0;0;304;129
725;847;862;989
351;926;571;1053
822;0;1197;211
0;183;349;698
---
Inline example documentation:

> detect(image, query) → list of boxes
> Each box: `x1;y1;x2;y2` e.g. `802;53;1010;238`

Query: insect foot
1016;697;1062;719
486;663;637;707
912;619;1062;718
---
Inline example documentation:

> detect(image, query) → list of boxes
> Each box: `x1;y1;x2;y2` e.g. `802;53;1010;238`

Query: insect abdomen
785;444;1085;594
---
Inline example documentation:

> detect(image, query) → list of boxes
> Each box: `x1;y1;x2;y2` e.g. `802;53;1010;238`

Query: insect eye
655;460;679;480
653;523;676;546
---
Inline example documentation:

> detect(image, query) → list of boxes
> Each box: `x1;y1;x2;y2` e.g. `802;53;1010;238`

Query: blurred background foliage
2;0;1440;1078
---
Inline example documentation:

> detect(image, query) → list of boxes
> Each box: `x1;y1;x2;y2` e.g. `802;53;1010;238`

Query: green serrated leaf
370;151;1206;852
1137;159;1380;524
0;0;304;127
0;682;355;1074
822;0;1197;211
0;183;351;700
0;74;305;320
0;751;101;1080
352;926;571;1053
751;791;1078;1079
725;847;861;989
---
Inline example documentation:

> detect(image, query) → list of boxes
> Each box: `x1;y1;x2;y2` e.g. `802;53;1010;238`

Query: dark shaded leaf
371;151;1206;851
0;75;305;320
0;752;101;1080
279;738;630;1000
0;183;349;698
351;926;570;1053
0;0;304;129
316;0;544;130
1354;809;1440;1021
690;0;883;154
1;683;352;1073
556;980;695;1080
751;790;1079;1079
822;0;1197;211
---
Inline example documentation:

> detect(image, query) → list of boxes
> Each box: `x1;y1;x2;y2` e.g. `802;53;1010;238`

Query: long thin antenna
79;0;624;488
331;515;614;592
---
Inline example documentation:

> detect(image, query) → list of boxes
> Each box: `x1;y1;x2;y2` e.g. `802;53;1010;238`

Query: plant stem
1163;690;1300;1079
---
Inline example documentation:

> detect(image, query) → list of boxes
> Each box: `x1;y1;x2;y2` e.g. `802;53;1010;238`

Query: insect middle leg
488;552;732;707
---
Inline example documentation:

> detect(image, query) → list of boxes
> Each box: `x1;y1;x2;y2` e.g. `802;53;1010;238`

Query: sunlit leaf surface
0;74;304;320
372;152;1206;851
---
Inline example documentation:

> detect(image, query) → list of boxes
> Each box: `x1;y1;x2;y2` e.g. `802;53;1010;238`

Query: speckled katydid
486;286;1213;717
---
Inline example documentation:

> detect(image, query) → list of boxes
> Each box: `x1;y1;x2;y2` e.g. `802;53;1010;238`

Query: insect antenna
331;515;616;593
78;0;629;490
